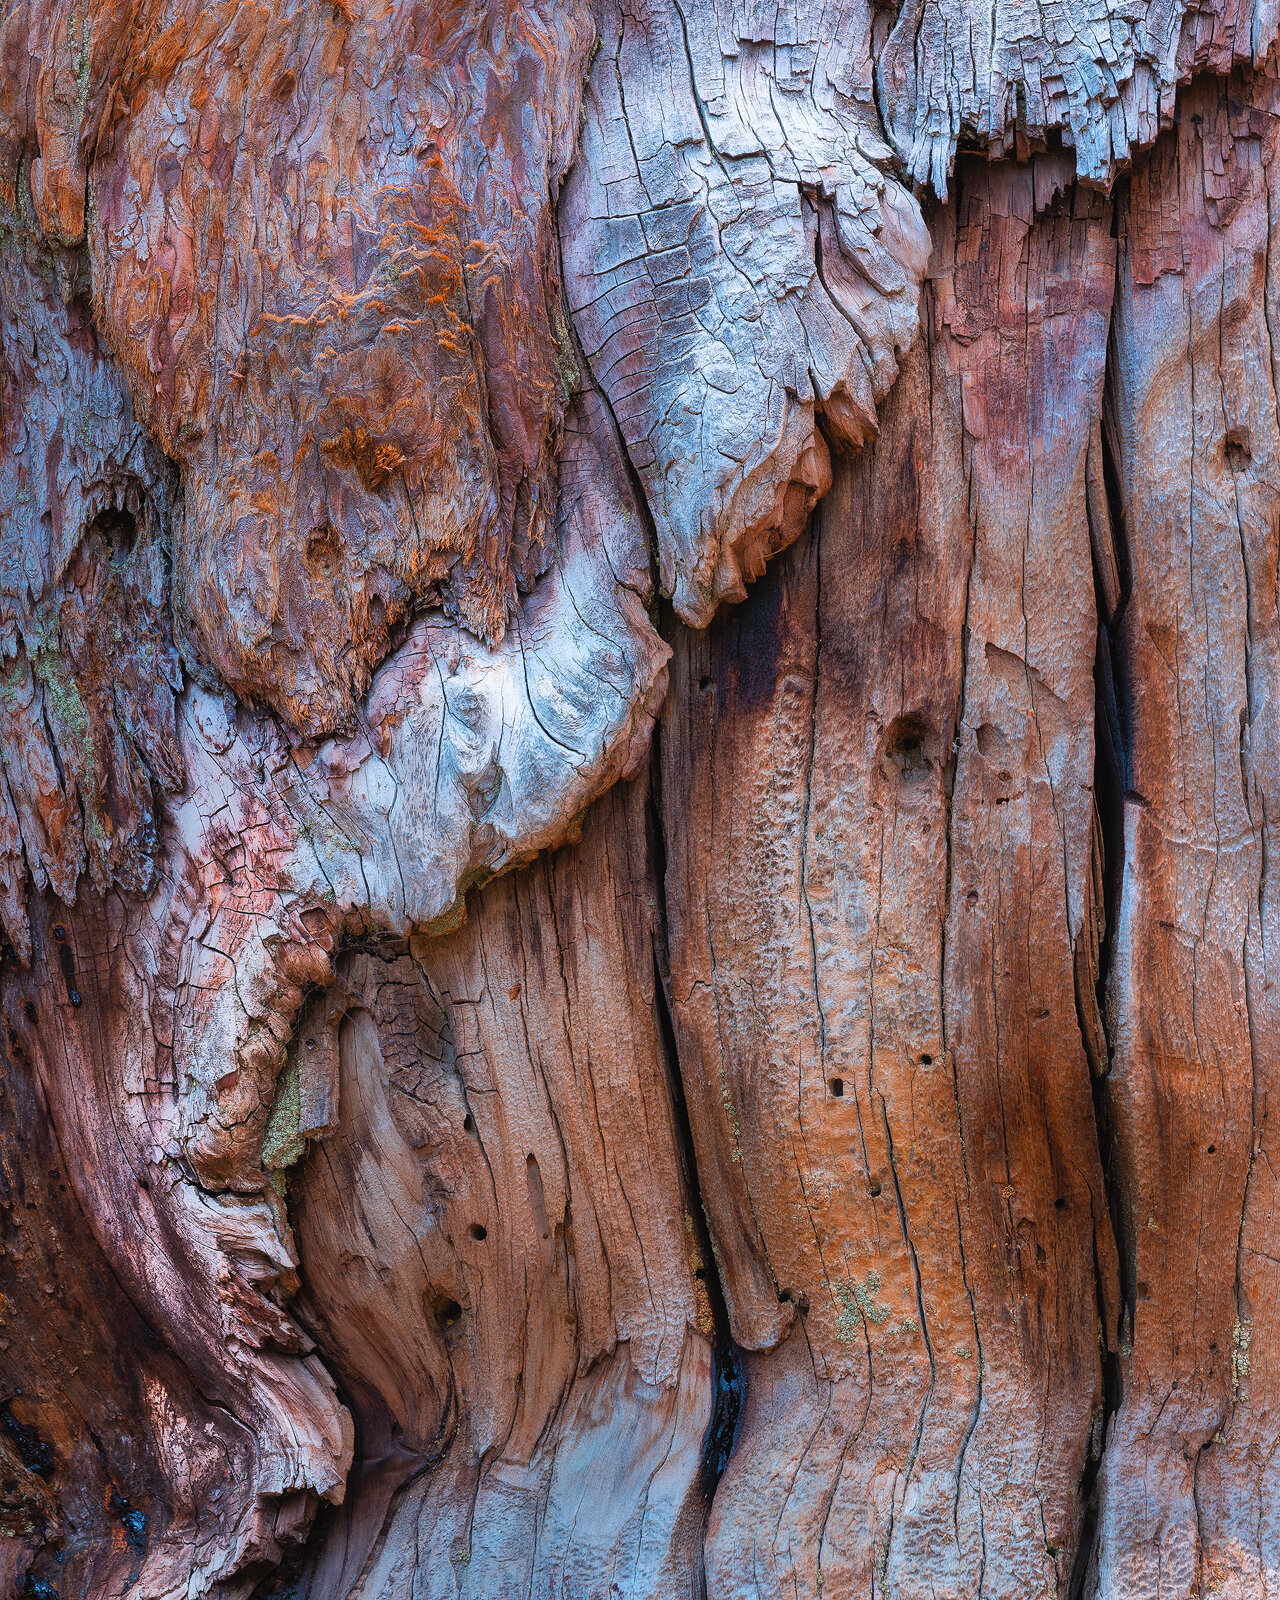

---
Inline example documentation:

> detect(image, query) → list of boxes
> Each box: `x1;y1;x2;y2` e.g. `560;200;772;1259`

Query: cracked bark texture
7;0;1280;1596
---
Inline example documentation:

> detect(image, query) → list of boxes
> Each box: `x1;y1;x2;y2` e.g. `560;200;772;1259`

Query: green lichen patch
262;1056;306;1176
1233;1317;1253;1393
550;301;581;400
719;1061;742;1164
834;1268;891;1344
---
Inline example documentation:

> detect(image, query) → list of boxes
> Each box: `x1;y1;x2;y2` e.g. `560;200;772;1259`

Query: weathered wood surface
560;0;931;626
1092;63;1280;1599
0;385;668;1593
284;776;714;1597
4;0;1280;1596
661;157;1119;1598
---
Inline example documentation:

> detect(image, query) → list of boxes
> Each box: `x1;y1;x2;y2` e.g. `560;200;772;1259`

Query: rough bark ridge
4;0;1280;1597
0;227;182;947
18;0;598;732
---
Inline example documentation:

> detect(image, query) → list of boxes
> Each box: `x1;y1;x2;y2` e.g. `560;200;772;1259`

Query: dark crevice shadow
1070;202;1134;1600
645;715;744;1505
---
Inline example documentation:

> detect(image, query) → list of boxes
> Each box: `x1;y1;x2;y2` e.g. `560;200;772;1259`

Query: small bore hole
699;676;714;692
884;715;931;782
966;889;979;906
69;990;81;1007
1136;1281;1150;1300
435;1298;463;1330
778;1288;792;1303
694;1267;706;1280
919;1053;932;1065
1207;1144;1216;1154
869;1181;882;1197
828;1077;844;1097
51;925;66;943
470;1224;487;1242
1225;426;1252;470
463;1114;475;1133
22;1003;36;1026
1054;1196;1068;1210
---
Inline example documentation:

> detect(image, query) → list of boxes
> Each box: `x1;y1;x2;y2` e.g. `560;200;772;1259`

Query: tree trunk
2;3;1280;1598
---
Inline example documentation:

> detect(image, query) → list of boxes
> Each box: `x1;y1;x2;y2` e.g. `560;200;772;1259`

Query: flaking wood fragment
880;0;1278;194
560;0;931;626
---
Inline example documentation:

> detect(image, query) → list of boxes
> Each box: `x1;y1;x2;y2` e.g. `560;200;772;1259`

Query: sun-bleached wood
560;0;931;625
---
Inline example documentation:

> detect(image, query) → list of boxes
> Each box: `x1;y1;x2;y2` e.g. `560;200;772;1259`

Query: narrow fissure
1092;257;1135;1348
645;723;743;1499
1070;222;1135;1599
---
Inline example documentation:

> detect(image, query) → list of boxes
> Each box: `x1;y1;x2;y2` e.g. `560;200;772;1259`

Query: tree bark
3;3;1280;1599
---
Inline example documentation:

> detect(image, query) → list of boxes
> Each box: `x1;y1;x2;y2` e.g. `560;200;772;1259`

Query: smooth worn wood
282;775;714;1598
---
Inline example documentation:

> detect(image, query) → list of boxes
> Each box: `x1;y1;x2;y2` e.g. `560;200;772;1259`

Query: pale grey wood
559;0;932;627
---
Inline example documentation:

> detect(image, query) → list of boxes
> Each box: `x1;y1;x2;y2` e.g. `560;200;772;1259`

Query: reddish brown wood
1093;63;1280;1599
659;159;1119;1598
